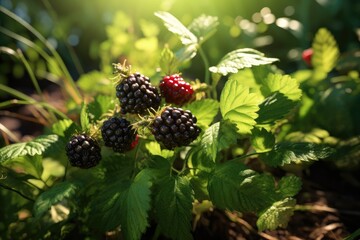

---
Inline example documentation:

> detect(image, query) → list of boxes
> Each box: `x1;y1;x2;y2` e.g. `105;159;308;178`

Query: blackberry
151;107;201;149
159;74;194;106
116;72;161;115
65;134;101;168
101;117;137;153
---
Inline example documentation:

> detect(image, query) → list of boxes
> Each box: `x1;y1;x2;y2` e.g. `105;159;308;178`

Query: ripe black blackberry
151;107;201;149
65;134;101;168
101;117;137;153
116;72;161;115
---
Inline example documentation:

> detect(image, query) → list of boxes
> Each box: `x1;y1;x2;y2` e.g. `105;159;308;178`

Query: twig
225;211;278;240
0;183;35;202
295;204;360;216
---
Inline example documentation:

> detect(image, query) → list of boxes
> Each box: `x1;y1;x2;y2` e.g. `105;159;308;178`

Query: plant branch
198;45;211;97
0;183;35;202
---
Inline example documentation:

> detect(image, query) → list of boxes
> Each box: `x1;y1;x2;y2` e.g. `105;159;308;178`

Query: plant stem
152;225;161;240
0;183;35;202
198;45;212;97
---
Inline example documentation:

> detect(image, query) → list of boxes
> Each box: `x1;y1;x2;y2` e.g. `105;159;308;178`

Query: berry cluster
65;134;102;169
116;73;161;115
151;107;201;149
65;67;201;169
160;74;194;106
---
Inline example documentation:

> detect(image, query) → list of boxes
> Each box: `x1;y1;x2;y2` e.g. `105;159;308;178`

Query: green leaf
87;95;116;123
102;155;136;182
185;99;219;127
6;155;43;179
209;48;278;76
34;181;80;218
312;28;339;73
188;15;218;44
208;161;276;213
220;79;262;134
155;176;193;240
277;175;302;198
201;121;238;162
91;170;152;239
344;228;360;240
0;134;59;163
77;70;113;94
250;127;275;153
155;11;197;45
175;44;198;63
80;103;90;132
261;142;335;167
159;46;178;74
256;92;298;125
260;73;302;101
257;198;296;231
145;141;174;159
51;119;78;139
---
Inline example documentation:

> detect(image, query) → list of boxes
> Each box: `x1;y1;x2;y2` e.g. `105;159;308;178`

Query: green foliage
250;127;275;153
0;135;59;163
34;181;80;218
208;161;277;213
2;7;356;239
276;175;302;198
209;48;278;76
185;99;219;128
312;28;339;73
155;176;193;240
256;198;296;231
201;121;238;162
261;142;335;167
90;170;152;239
220;79;262;134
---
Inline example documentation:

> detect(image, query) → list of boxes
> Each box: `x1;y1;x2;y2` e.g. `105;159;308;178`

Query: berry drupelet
159;74;194;106
101;117;137;153
65;134;102;168
116;73;161;115
151;107;201;149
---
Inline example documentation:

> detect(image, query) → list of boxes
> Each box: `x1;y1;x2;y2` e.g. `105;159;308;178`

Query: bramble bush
1;8;359;240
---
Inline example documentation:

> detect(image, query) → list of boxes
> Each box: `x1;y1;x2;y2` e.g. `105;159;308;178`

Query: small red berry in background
130;135;139;150
302;48;313;66
159;74;194;106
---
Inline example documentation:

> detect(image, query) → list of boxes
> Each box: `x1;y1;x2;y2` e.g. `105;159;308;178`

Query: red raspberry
302;48;313;66
159;74;194;106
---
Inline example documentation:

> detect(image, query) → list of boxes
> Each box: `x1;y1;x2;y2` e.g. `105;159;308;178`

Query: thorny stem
0;183;35;202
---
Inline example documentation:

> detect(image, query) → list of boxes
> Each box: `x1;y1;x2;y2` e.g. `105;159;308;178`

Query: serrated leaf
102;155;135;183
6;155;43;179
87;95;116;123
51;119;78;139
80;103;90;131
159;46;178;74
155;11;197;45
256;92;298;125
250;127;275;153
208;161;276;213
175;44;198;63
0;134;59;163
220;79;262;134
201;121;238;162
188;15;218;44
145;141;174;159
257;198;296;231
77;70;113;94
34;181;80;218
261;142;335;167
260;73;302;101
312;28;339;73
185;99;219;127
155;176;193;240
277;175;302;198
90;170;152;240
209;48;278;76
